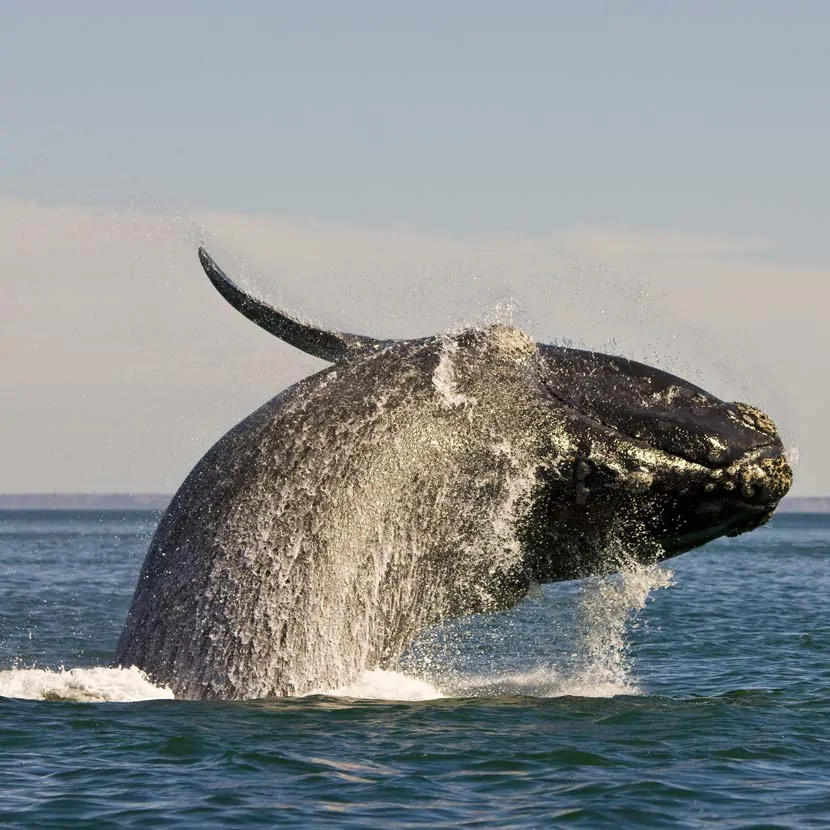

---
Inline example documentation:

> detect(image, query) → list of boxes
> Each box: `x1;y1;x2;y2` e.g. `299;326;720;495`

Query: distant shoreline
0;494;170;511
0;494;828;513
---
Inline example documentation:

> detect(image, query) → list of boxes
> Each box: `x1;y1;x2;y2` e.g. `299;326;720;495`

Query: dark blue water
1;510;828;828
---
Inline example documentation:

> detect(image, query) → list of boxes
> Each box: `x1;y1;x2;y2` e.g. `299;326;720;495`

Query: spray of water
397;555;675;700
573;561;675;694
0;667;173;703
0;558;672;703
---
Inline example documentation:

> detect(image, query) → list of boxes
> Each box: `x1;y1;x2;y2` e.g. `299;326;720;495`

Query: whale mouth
659;446;792;552
718;498;768;514
700;447;793;508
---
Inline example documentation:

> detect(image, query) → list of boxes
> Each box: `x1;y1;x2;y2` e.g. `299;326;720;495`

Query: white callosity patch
707;435;728;455
0;667;174;702
649;384;685;405
482;324;536;363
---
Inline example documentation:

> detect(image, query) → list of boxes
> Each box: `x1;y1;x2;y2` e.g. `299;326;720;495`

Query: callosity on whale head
114;248;792;699
520;345;792;581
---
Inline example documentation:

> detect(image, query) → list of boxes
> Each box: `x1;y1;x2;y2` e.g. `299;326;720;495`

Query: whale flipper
198;247;385;363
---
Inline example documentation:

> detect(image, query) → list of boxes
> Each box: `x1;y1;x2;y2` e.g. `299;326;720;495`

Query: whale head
524;344;793;579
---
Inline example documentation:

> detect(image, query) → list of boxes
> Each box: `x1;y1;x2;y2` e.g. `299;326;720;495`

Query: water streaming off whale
0;561;674;703
110;248;790;700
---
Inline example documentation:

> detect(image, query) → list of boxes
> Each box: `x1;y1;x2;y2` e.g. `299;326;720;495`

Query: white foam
320;664;638;701
398;559;675;701
0;666;174;703
446;666;639;699
319;669;444;701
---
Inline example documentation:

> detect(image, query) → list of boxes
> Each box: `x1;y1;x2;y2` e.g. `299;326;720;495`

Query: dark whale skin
115;254;792;700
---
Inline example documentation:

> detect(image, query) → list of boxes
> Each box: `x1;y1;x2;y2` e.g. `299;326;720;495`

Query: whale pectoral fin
197;247;384;363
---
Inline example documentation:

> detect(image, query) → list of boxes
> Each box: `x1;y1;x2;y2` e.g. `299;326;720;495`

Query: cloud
1;199;825;493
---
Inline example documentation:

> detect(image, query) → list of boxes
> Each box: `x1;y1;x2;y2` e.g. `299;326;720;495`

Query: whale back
115;329;548;698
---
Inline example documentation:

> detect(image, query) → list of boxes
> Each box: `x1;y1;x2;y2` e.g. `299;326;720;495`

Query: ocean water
0;510;828;828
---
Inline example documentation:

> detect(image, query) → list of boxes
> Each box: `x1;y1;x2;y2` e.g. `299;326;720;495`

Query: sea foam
320;669;444;700
0;666;174;703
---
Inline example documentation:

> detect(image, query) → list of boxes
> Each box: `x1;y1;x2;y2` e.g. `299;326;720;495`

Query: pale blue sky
1;3;827;494
2;2;828;256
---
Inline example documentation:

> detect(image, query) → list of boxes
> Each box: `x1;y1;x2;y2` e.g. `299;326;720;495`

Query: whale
115;248;793;699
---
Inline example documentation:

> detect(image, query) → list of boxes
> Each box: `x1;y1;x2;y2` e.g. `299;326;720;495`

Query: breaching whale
115;248;793;699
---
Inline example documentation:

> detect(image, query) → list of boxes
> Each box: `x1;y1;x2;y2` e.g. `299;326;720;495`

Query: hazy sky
1;3;827;494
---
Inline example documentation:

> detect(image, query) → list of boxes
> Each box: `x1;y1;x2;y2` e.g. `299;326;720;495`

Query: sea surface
0;510;828;828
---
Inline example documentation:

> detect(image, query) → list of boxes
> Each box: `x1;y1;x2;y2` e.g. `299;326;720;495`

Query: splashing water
0;562;671;703
0;667;174;703
432;336;477;409
321;669;444;701
0;666;442;703
398;556;675;699
575;561;676;693
444;667;637;699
